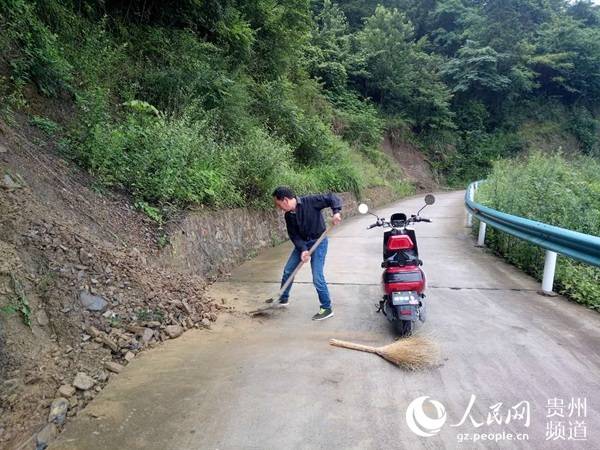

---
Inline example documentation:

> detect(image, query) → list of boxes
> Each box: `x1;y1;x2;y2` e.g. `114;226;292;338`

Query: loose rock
48;397;69;425
36;309;50;326
104;361;124;373
86;325;101;338
142;328;154;343
125;324;145;336
165;325;183;339
79;291;108;312
98;333;119;353
72;372;95;391
78;248;92;266
96;370;109;382
102;309;116;318
2;174;20;190
124;351;135;362
36;423;57;450
57;384;76;398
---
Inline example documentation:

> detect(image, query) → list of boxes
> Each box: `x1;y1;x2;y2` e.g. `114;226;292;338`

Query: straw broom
330;334;439;370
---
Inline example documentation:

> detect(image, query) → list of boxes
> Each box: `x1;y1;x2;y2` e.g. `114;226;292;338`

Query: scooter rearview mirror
358;203;369;214
417;193;436;216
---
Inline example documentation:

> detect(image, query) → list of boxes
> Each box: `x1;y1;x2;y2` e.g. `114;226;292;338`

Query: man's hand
301;250;310;263
332;212;342;226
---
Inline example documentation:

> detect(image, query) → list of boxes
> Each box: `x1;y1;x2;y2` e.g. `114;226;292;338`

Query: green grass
0;275;32;328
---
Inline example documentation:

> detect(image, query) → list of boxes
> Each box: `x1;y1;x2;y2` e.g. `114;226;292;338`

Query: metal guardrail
464;181;600;294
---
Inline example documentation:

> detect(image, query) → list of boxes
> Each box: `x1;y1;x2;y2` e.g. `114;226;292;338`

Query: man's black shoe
278;297;289;306
312;308;333;321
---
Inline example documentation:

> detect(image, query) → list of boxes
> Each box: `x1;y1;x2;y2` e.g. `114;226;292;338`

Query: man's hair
272;186;295;200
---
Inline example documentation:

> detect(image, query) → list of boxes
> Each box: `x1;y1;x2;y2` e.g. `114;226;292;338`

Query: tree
423;0;478;56
442;41;512;96
567;0;600;27
352;5;454;130
308;0;351;90
532;14;600;103
472;0;563;53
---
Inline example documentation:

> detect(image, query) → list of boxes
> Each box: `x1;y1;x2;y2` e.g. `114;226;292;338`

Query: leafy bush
1;0;419;213
29;115;61;134
556;261;600;311
1;0;73;97
477;151;600;309
71;108;240;207
126;28;229;117
442;130;525;187
0;75;26;122
226;128;293;203
252;79;332;165
329;91;384;149
568;106;600;156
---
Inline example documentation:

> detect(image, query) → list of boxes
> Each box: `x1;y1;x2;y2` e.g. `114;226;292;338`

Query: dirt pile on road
0;123;226;449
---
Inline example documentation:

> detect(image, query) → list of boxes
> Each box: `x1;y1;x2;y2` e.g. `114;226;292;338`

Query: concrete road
50;191;600;450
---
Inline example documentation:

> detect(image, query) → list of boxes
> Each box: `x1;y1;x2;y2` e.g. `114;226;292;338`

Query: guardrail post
466;184;474;227
476;221;487;247
540;250;558;296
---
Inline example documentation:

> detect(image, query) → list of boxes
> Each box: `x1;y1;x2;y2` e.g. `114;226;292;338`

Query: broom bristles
329;334;439;370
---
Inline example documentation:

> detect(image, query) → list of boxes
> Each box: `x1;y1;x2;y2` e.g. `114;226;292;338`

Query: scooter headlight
391;291;420;306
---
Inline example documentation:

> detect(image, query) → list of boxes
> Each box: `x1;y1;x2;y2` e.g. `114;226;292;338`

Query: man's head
272;186;297;212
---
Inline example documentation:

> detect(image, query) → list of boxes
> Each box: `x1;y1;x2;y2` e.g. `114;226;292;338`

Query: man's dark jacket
284;193;342;252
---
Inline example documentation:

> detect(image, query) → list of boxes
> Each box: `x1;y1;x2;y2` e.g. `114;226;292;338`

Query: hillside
0;119;224;448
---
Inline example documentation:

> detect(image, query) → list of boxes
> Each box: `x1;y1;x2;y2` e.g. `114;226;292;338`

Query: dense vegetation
477;152;600;309
1;0;599;211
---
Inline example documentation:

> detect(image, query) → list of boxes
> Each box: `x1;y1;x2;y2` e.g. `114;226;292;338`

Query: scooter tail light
386;235;414;251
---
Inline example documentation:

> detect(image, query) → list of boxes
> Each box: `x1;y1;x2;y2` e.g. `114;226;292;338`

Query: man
272;186;342;321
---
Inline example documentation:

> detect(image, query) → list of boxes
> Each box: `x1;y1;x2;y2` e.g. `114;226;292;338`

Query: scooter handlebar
410;215;431;223
367;218;387;229
367;216;431;229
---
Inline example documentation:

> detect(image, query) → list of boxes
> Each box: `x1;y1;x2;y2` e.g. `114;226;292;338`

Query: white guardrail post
466;183;475;227
471;182;487;246
477;221;487;247
540;250;558;296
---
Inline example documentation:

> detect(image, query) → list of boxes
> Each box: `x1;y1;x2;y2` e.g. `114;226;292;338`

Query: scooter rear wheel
394;319;413;337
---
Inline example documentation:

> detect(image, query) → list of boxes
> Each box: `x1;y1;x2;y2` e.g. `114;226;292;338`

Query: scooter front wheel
393;319;414;337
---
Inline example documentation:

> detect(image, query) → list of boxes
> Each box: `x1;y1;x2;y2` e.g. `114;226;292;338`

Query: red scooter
358;195;435;336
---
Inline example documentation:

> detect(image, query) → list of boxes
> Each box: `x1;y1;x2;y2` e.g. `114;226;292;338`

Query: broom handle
330;339;379;354
275;226;332;299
